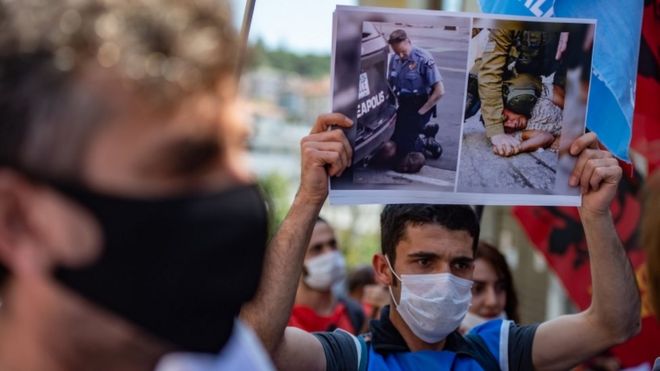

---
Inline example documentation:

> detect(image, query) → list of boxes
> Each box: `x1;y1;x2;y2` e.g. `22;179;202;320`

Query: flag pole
236;0;256;83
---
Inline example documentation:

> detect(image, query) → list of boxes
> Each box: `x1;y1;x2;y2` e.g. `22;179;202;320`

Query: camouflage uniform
474;29;565;138
388;46;441;156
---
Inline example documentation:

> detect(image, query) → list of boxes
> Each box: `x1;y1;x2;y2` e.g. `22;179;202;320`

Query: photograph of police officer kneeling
352;18;471;192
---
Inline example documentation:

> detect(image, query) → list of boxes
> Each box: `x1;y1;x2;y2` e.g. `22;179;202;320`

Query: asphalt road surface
354;22;469;191
457;112;559;194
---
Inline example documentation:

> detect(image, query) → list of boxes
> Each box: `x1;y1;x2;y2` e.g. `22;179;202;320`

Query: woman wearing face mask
462;241;520;333
288;217;366;334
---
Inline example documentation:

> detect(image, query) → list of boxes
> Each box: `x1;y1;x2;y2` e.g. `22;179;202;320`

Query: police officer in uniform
387;29;445;170
469;28;566;157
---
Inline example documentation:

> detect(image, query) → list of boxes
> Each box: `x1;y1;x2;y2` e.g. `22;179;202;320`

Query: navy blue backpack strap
356;333;370;371
463;333;500;371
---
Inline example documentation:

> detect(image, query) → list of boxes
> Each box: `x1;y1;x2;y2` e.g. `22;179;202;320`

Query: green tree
246;39;330;78
258;172;292;236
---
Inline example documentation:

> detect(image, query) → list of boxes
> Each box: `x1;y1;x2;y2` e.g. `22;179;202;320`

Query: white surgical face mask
303;250;346;291
461;311;506;332
385;256;473;343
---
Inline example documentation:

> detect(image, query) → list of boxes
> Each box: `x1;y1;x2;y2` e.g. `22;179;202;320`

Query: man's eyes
452;260;473;271
412;259;473;271
415;258;431;267
310;245;323;254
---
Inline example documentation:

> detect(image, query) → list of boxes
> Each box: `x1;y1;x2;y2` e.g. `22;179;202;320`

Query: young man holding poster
242;131;641;370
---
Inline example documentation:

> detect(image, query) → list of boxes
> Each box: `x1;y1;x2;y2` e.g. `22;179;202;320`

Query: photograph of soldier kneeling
457;19;594;195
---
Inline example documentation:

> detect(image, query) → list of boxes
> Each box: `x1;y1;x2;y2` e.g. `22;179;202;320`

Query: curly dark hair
0;0;238;178
0;0;239;288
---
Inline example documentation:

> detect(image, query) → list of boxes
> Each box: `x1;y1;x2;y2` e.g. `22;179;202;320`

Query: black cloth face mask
49;181;269;353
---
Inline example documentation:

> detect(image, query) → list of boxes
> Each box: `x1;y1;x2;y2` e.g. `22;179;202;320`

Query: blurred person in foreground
288;217;365;335
0;0;352;370
461;241;520;333
242;132;642;370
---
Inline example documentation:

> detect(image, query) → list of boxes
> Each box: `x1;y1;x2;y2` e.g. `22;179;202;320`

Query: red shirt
288;303;357;334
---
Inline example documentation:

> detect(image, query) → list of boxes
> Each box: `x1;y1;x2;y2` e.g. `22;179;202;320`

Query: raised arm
531;133;641;370
240;113;353;371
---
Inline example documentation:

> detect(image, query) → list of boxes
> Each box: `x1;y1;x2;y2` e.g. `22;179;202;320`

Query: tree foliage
247;38;330;78
258;173;292;237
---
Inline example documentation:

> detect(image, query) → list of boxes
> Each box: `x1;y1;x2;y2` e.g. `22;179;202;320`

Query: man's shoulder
462;319;540;371
530;97;563;126
313;329;365;371
412;47;435;65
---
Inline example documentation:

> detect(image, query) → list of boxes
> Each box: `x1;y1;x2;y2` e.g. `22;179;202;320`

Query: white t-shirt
155;320;274;371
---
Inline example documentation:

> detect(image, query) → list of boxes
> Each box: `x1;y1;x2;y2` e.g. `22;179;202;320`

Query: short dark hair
380;204;480;264
347;265;375;293
388;29;408;45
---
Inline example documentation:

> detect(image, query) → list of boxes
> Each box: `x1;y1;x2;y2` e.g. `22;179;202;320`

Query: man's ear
0;169;46;275
373;253;394;286
0;169;102;276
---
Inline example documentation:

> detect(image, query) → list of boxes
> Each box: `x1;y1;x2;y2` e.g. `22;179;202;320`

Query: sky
231;0;358;55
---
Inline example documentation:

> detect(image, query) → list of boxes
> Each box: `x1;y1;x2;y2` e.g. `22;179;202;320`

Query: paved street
457;113;559;194
354;21;469;189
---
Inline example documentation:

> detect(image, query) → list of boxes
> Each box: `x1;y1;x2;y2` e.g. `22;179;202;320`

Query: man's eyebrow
407;251;441;259
451;256;475;264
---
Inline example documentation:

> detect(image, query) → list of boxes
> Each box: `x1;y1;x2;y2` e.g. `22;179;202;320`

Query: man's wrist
578;207;612;223
293;188;326;210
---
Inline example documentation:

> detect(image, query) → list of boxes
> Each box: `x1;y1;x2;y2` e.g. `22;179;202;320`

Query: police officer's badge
408;62;417;70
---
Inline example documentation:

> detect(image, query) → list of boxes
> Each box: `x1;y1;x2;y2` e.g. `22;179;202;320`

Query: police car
354;23;398;165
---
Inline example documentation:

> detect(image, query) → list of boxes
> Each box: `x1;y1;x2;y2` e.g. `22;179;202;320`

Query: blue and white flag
479;0;644;160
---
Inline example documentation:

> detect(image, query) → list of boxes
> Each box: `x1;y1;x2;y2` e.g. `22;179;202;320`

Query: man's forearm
418;82;444;115
581;210;641;341
240;193;323;353
519;131;554;153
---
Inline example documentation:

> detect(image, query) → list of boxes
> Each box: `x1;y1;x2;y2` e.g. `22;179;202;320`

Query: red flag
513;170;660;367
630;0;660;173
